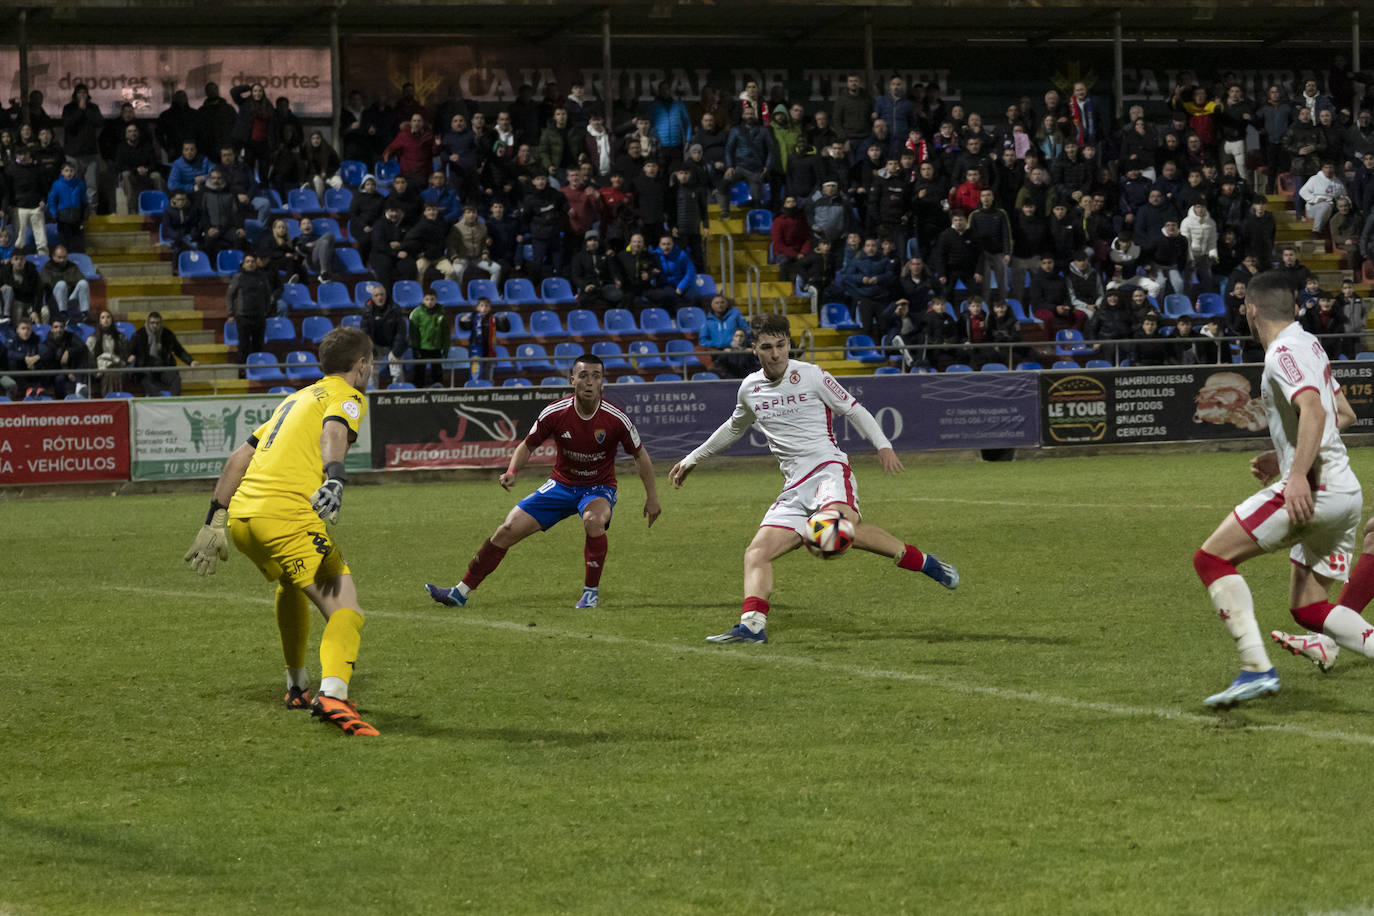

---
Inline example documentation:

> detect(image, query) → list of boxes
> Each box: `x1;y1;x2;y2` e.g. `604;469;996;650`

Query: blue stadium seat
906;237;921;259
1357;352;1374;361
729;181;753;206
312;217;345;241
496;311;526;339
391;280;423;308
67;253;99;280
177;250;215;277
467;278;501;304
692;371;721;380
336;247;369;276
338;160;368;188
590;340;631;370
692;275;718;299
287;188;325;215
529;309;566;338
216;249;244;276
1162;294;1192;319
540;277;577;305
665;338;703;369
243;218;266;245
503;377;533;386
654;372;685;382
492;344;515;374
845;334;885;362
639;308;673;334
268;386;294;395
464;378;494;388
279;283;314;311
945;364;973;372
503;278;540;306
821;302;861;330
1006;298;1040;324
1085;359;1113;369
340;314;362;329
355;281;384;307
265;317;296;343
980;362;1009;371
514;343;555;373
245;351;286;382
116;320;136;339
873;366;902;375
374;160;401;187
552;341;582;370
1015;361;1043;371
324;187;353;213
138;190;168;216
1196;293;1225;318
223;320;238;347
432;279;466;307
285;350;324;382
745;210;773;234
566;309;602;337
316;281;352;309
1052;360;1081;370
617;375;646;384
301;315;333;344
675;306;706;333
105;391;134;398
388;381;415;389
627;340;670;370
603;308;637;335
1055;329;1094;357
540;375;568;386
443;345;469;373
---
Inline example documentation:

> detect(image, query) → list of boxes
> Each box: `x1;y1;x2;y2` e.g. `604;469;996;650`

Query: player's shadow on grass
1;814;195;874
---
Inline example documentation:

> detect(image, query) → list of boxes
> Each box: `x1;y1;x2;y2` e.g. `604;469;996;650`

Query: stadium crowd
1;59;1372;394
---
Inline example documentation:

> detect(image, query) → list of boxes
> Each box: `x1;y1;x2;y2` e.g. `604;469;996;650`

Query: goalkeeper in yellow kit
184;326;379;737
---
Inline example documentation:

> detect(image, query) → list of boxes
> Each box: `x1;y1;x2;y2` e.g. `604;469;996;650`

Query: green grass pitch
6;449;1374;915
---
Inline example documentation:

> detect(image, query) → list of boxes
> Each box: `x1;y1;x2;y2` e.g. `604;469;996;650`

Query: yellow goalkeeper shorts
229;516;350;588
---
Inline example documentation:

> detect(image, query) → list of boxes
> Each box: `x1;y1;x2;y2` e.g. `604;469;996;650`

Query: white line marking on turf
902;495;1235;511
112;584;1374;748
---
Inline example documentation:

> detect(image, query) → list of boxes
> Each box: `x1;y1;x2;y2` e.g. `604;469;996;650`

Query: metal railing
744;265;762;318
714;233;736;300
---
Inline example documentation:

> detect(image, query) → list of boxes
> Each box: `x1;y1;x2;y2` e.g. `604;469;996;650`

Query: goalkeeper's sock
319;607;364;699
462;538;508;591
1318;604;1374;657
1194;550;1270;672
584;534;607;588
1337;552;1374;613
275;584;311;673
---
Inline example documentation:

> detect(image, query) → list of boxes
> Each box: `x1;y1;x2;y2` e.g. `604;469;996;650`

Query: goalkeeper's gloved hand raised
185;501;230;576
310;461;347;523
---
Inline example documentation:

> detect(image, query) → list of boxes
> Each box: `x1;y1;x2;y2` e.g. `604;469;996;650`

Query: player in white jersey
1192;270;1371;707
669;312;959;644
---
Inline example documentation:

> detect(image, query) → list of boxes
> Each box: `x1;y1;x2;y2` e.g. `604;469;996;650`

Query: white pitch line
901;495;1235;511
109;584;1374;748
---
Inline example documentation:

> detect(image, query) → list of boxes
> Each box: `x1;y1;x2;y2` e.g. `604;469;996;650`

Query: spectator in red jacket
947;167;984;215
770;195;812;281
383;114;437;182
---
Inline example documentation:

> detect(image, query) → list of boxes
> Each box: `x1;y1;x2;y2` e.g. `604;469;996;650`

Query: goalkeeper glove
185;501;230;576
310;461;347;523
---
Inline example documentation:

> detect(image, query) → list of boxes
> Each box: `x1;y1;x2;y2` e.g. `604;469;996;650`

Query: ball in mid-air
804;508;854;559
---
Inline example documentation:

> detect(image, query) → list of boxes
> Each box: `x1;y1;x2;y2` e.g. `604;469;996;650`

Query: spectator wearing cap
381;173;423;231
196;169;249;259
347;174;385;263
570;230;623;309
804;180;848;246
384;113;438;183
370;202;414;289
1066;248;1102;313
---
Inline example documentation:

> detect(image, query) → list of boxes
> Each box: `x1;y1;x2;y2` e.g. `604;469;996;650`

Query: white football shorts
1232;482;1362;579
760;460;861;537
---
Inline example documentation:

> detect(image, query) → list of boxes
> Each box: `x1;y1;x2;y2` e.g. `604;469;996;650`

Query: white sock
319;676;348;700
1321;605;1374;657
457;582;473;598
1207;574;1270;671
740;610;767;633
286;667;309;690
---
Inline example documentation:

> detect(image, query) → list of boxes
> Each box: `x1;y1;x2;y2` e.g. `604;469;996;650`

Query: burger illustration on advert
1193;371;1267;432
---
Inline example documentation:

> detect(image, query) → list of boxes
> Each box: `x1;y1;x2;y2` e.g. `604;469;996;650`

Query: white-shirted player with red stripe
669;312;958;644
1193;270;1366;708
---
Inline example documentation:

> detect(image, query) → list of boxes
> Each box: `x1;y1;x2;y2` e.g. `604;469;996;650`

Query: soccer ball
804;508;854;559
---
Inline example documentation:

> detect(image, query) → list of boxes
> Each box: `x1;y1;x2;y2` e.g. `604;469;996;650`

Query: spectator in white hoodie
1179;201;1219;295
1298;161;1346;234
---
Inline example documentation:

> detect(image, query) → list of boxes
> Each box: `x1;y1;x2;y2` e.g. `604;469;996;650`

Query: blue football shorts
517;478;619;530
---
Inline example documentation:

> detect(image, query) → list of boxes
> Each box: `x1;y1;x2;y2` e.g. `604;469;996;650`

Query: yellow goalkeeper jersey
230;375;366;521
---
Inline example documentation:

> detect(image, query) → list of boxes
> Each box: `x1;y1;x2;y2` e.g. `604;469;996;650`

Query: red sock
742;596;770;616
584;534;607;588
1192;549;1237;587
1292;600;1335;631
896;545;926;572
1338;553;1374;612
463;538;508;590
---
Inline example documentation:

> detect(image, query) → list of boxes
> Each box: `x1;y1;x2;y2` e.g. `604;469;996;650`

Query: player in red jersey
426;354;661;608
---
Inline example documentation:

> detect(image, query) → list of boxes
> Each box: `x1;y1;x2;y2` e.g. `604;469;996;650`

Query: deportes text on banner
0;400;130;484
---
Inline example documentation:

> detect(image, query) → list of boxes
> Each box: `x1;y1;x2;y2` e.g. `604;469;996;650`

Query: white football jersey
733;360;860;487
1262;323;1357;490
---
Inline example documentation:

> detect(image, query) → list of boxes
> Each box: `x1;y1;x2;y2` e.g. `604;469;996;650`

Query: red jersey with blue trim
523;395;642;487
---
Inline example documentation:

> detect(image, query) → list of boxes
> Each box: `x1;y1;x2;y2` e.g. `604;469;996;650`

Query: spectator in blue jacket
725;109;774;212
168;141;212;194
7;317;45;395
838;236;896;337
873;77;915;158
648;82;692;162
699;293;749;349
46;162;89;252
649;233;697;309
421;169;462;224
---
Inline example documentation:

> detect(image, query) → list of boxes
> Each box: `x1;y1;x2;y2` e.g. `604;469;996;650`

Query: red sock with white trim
895;545;926;571
584;534;607;588
1337;553;1374;613
460;538;508;595
1193;549;1270;672
740;596;769;633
